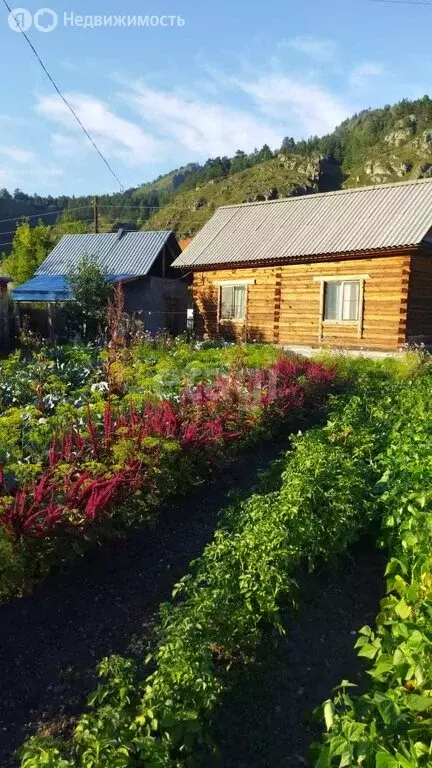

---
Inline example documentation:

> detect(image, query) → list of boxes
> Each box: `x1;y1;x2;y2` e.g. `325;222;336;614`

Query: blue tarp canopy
13;274;134;302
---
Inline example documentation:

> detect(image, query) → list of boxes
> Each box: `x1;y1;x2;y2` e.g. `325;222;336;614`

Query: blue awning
13;274;135;302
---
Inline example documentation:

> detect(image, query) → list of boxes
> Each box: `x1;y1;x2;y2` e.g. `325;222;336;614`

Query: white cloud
0;145;59;192
0;145;35;163
349;61;384;88
231;74;351;136
51;132;85;157
124;80;282;155
18;56;365;193
284;36;337;63
0;161;62;191
37;93;161;164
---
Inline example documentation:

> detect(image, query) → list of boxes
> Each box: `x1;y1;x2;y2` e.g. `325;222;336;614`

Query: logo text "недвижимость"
8;9;186;32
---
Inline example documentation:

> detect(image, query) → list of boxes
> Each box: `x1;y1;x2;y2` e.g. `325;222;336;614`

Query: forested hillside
2;95;432;255
146;95;432;236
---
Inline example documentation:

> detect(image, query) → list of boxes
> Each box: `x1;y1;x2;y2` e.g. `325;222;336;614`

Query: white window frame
323;280;360;323
313;274;370;341
216;279;255;323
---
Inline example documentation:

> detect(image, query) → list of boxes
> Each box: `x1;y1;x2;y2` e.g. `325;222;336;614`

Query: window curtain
342;281;360;321
233;286;245;319
324;282;340;320
220;285;246;320
220;286;234;319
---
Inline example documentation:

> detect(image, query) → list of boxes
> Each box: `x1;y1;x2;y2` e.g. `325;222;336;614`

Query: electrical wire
2;0;126;191
0;206;91;224
98;205;161;210
369;0;432;5
0;217;94;239
0;223;88;235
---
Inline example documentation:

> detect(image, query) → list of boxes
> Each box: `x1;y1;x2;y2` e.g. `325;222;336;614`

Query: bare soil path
200;541;385;768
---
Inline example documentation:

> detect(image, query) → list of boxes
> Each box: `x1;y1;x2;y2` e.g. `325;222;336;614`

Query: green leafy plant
313;376;432;768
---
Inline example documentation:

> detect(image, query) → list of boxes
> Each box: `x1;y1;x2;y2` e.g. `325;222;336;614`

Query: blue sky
0;0;430;196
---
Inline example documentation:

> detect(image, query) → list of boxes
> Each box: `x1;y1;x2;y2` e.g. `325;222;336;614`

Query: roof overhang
175;244;423;272
13;274;136;302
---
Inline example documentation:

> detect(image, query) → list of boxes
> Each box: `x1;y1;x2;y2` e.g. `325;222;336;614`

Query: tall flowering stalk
0;358;336;544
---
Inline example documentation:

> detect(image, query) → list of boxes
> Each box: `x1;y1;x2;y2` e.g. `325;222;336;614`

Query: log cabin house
172;178;432;351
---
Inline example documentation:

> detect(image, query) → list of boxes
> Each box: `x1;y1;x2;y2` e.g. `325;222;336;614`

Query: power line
0;203;211;227
0;198;219;230
0;206;90;224
2;0;126;192
98;204;162;210
369;0;432;5
0;217;96;242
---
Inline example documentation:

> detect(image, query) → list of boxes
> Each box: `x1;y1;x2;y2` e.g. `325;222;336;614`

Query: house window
324;280;360;322
220;284;246;320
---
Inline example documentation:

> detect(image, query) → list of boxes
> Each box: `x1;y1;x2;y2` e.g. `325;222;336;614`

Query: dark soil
201;541;385;768
0;435;293;767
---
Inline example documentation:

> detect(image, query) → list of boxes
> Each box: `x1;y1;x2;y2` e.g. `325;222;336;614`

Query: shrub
65;254;114;340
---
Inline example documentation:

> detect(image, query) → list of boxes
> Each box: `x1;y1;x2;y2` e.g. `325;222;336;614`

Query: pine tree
281;137;295;152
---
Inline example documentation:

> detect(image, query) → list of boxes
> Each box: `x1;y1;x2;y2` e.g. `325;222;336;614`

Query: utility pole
93;196;99;234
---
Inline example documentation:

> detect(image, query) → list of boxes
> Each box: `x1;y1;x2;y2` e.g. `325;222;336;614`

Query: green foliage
54;213;90;237
8;346;432;768
124;339;283;399
0;340;330;601
0;340;283;480
2;219;54;285
66;254;114;338
313;375;432;767
144;153;321;238
67;253;113;311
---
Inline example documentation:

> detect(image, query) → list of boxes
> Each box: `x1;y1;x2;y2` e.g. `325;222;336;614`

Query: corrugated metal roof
37;230;177;276
13;274;134;302
172;178;432;269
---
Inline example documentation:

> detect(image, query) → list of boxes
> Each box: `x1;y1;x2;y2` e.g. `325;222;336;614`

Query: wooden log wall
192;266;279;343
279;255;410;350
192;252;412;350
406;252;432;345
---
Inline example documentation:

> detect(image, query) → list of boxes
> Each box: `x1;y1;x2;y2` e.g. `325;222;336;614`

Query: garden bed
0;346;335;601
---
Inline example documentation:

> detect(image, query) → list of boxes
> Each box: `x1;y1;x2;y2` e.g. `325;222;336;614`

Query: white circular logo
8;7;32;31
34;7;57;32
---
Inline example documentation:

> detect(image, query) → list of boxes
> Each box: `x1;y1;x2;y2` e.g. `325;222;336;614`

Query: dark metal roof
13;274;134;302
37;230;177;277
172;178;432;269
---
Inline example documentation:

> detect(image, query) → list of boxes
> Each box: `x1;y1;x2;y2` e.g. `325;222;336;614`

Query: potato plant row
314;373;432;767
